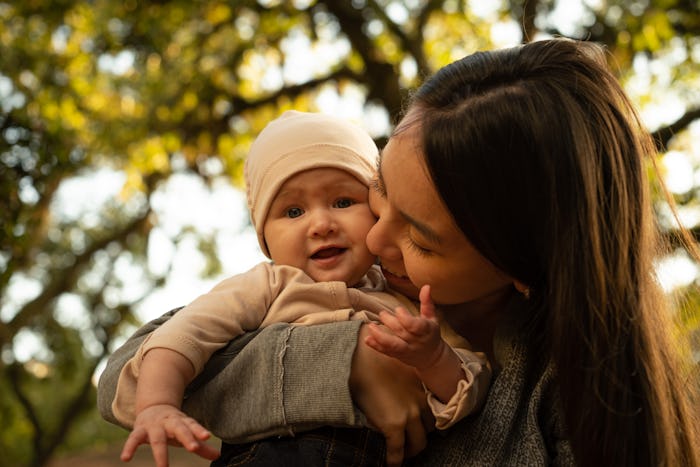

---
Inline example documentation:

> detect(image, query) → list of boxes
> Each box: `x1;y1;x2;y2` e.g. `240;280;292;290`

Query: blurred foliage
1;0;699;465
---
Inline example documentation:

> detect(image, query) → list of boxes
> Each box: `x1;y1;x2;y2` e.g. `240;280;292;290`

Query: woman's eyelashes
404;231;432;256
370;177;386;197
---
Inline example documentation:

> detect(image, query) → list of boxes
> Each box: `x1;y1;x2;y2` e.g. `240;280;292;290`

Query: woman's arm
97;311;367;438
181;321;368;440
97;311;431;465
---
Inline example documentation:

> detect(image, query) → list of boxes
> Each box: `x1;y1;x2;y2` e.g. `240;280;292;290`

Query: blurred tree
1;0;699;465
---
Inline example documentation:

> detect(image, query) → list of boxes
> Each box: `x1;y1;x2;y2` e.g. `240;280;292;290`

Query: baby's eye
334;198;355;209
286;207;304;218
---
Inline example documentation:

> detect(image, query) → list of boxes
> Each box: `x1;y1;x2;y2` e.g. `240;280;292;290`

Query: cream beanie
245;110;378;257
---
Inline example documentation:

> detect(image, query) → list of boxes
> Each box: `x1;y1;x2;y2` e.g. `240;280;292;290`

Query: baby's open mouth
311;247;345;259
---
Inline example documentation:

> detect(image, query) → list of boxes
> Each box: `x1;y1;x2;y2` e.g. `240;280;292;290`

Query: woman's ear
513;280;531;299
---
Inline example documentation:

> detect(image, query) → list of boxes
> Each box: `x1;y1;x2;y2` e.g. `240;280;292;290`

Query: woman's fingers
351;326;430;463
384;399;430;465
383;426;406;466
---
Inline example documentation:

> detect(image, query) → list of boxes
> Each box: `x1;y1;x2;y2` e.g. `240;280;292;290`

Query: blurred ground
47;440;219;467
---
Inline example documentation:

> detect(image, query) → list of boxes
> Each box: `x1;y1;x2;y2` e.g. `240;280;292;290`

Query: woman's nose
366;218;401;261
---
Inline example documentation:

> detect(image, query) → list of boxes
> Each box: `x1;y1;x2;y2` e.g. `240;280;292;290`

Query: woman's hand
350;324;434;466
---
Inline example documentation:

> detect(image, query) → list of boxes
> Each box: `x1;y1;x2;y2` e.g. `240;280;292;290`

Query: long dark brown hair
410;39;699;466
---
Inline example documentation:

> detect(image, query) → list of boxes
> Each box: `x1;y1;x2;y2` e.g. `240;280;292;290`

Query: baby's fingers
121;426;170;467
382;308;426;340
168;419;219;461
365;322;407;356
120;428;147;461
190;441;221;461
377;309;403;332
148;430;170;467
419;285;436;321
172;419;210;452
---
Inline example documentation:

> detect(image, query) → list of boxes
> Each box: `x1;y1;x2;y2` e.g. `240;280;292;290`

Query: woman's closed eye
370;177;386;197
404;231;432;256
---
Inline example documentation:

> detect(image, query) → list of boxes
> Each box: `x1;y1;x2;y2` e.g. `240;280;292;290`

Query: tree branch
651;107;700;151
173;66;363;144
365;0;432;77
7;364;43;455
2;206;153;348
34;355;106;467
319;1;405;116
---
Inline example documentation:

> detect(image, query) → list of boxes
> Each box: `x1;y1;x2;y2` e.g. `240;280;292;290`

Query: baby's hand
121;404;219;467
365;285;445;370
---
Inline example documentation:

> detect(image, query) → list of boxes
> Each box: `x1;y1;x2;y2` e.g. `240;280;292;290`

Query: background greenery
1;1;699;466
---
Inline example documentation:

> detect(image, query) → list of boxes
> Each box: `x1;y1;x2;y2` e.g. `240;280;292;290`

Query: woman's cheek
403;256;429;289
406;262;453;304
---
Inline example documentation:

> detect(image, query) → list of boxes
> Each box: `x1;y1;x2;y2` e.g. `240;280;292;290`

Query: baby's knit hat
245;110;378;257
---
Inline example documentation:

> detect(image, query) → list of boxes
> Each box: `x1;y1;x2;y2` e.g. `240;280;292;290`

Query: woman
99;39;699;466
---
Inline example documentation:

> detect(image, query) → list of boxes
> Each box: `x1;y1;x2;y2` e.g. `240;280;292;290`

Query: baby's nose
309;210;337;236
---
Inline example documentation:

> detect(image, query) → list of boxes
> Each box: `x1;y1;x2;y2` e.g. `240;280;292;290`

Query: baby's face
263;168;377;286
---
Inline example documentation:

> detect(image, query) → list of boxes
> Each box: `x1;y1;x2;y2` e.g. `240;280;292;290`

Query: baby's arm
365;285;464;404
120;348;220;467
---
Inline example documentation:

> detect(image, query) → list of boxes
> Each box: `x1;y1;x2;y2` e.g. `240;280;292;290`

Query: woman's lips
381;266;405;278
380;265;410;284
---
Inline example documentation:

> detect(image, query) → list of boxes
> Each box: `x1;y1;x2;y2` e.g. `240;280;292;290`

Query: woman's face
366;118;513;305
